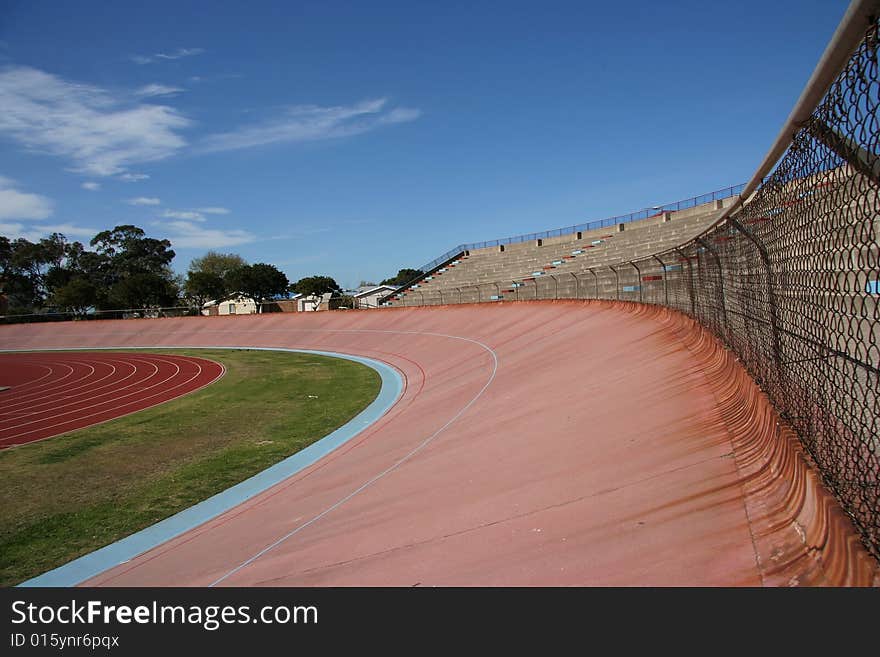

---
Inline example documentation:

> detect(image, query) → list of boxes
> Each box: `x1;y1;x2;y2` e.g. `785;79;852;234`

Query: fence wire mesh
394;18;880;561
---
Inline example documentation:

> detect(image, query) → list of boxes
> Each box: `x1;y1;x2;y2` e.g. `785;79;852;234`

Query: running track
1;302;876;586
0;352;224;448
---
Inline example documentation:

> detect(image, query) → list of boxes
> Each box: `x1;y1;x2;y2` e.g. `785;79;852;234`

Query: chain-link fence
0;305;203;323
395;12;880;561
0;295;382;323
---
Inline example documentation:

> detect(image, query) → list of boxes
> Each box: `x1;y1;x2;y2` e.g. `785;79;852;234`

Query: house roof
353;285;397;298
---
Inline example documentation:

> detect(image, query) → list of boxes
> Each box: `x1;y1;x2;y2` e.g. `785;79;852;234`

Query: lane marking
2;358;124;413
0;355;224;448
208;331;498;587
0;355;222;445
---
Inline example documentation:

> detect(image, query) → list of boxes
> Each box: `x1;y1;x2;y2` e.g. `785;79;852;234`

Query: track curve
0;352;224;448
1;302;876;586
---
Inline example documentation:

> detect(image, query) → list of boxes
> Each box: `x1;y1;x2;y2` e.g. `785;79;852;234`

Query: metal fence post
674;248;696;316
630;261;643;303
727;215;783;374
652;254;668;306
695;236;727;329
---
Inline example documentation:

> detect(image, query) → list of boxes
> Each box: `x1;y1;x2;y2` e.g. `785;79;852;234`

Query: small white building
201;295;258;316
353;285;397;309
204;295;298;315
297;292;332;312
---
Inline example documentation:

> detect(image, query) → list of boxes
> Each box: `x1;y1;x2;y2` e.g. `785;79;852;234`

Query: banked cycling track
1;301;877;586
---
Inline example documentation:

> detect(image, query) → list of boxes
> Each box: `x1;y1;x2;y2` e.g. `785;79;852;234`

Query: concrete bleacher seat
388;197;733;306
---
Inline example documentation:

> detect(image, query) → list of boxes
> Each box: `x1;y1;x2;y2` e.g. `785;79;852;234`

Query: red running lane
0;352;224;448
0;304;877;586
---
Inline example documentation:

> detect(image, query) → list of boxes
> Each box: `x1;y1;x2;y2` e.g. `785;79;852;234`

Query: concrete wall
262;299;299;313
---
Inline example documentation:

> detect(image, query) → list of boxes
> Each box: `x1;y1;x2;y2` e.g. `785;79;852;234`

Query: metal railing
0;305;203;323
393;1;880;561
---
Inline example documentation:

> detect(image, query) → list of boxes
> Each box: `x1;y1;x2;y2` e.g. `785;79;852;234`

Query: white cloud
160;207;229;222
0;66;190;176
81;181;101;191
198;98;421;153
157;219;255;249
119;173;150;182
131;48;205;65
127;196;161;206
0;221;95;241
0;221;40;240
162;209;204;221
380;107;422;124
0;176;53;220
135;84;184;98
188;73;242;84
33;222;98;238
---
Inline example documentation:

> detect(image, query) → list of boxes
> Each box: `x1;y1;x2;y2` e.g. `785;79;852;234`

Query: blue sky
0;0;848;287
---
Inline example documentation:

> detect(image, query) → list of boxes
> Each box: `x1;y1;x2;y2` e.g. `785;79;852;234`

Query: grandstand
384;194;739;306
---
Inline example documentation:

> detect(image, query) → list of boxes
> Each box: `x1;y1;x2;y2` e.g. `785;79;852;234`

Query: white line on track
208;329;498;587
0;361;55;392
8;361;77;398
3;359;111;411
0;355;222;446
0;358;164;435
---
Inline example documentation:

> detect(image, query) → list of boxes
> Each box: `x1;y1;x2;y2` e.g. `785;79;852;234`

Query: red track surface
0;352;224;448
0;302;876;586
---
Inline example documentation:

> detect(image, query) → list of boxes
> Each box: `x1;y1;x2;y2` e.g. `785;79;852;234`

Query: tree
52;278;97;318
290;275;342;298
0;269;39;314
88;225;177;309
185;251;247;308
0;234;77;313
227;263;289;313
381;268;422;287
184;271;227;309
90;225;174;276
107;272;179;310
0;226;185;315
188;251;247;279
330;294;355;310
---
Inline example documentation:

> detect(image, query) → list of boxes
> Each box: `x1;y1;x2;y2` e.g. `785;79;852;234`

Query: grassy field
0;348;381;586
